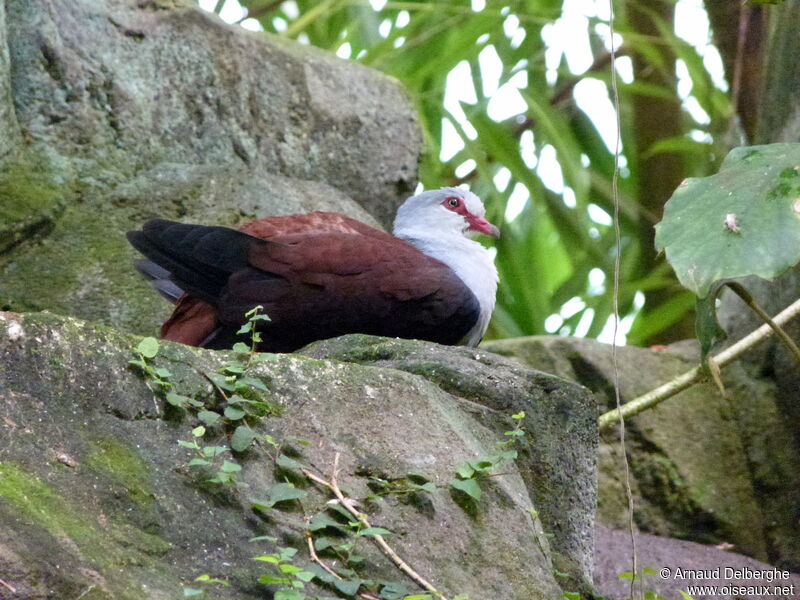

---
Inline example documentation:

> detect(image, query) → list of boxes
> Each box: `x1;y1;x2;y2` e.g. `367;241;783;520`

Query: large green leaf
655;143;800;298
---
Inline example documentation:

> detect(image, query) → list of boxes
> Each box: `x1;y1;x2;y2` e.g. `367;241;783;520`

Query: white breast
398;231;498;346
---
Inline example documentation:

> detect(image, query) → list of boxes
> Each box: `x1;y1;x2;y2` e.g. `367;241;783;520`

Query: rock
0;312;593;599
0;2;21;154
301;334;599;594
717;269;800;437
0;0;421;332
482;335;800;573
595;524;800;600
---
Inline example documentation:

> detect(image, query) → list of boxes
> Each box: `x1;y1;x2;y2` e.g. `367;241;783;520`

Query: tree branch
598;297;800;431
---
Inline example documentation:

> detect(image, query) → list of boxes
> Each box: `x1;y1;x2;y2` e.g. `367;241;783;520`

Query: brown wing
216;231;479;351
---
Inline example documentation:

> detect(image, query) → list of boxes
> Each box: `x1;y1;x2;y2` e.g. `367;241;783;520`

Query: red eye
444;197;461;209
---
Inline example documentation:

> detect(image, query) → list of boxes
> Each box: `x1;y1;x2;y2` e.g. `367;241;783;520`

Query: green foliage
656;144;800;298
655;143;800;356
129;337;172;389
182;573;230;597
129;308;278;489
449;411;525;506
229;0;733;344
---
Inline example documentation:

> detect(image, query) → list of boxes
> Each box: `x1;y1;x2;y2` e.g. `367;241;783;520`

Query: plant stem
302;515;381;600
303;454;448;599
598;296;800;431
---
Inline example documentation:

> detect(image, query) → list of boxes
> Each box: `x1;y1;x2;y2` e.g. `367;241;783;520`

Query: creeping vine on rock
132;307;543;599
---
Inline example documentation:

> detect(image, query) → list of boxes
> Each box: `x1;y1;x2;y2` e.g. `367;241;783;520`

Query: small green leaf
230;425;256;452
618;571;634;580
313;536;336;551
455;464;475;479
192;425;206;438
276;454;306;471
182;587;204;597
450;478;482;501
237;376;268;391
187;458;212;467
333;577;363;595
207;371;236;391
198;410;221;426
136;337;160;358
232;342;250;354
223;363;245;374
177;440;199;449
356;527;392;537
280;564;303;574
268;482;307;505
253;553;281;564
201;445;228;458
511;411;526;420
154;367;172;379
194;574;229;586
257;574;291;585
279;546;298;561
224;406;247;420
274;590;305;600
245;305;264;317
220;460;241;473
309;513;345;532
377;581;411;599
166;392;190;407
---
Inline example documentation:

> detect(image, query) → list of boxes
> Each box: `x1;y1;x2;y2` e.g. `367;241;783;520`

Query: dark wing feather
127;219;268;304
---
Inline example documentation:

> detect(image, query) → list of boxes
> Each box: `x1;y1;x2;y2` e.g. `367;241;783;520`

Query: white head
392;187;499;347
393;187;500;239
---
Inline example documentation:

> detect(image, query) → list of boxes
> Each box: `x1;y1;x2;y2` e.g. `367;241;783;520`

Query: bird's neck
397;230;498;346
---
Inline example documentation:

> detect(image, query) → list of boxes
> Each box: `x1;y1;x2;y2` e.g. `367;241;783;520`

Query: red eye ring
445;197;461;209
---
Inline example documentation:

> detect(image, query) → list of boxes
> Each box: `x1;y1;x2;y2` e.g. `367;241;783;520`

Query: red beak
467;215;500;238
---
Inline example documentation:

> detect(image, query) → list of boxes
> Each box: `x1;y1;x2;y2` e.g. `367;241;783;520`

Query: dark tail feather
127;219;265;304
133;259;185;303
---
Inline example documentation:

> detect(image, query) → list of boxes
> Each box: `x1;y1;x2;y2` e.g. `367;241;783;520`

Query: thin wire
607;1;640;599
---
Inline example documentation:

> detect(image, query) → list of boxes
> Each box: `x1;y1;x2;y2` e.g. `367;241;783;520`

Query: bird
127;187;499;353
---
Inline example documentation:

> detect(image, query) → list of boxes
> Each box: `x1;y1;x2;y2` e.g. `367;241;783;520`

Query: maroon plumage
127;212;480;352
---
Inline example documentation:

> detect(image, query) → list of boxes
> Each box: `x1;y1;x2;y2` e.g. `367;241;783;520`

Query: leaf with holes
655;143;800;298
